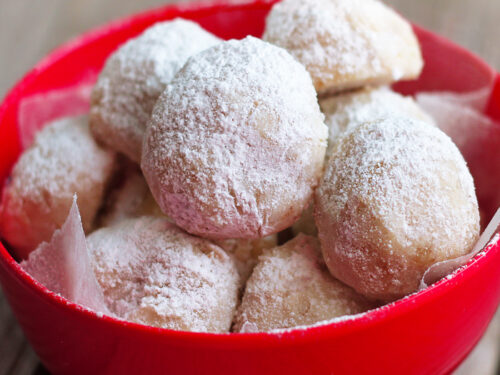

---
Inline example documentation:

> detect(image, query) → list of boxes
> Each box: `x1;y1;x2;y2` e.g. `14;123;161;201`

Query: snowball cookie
90;19;221;162
263;0;423;94
293;89;433;237
321;87;434;159
315;117;480;301
0;116;115;259
87;216;240;332
233;234;372;332
215;235;278;282
142;36;328;239
98;164;164;228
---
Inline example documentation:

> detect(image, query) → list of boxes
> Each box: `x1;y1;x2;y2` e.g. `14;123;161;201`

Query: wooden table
0;0;499;374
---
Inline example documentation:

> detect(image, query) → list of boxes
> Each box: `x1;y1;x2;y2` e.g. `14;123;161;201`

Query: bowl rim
0;0;499;348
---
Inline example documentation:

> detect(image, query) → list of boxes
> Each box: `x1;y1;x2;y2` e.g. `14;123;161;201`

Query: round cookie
293;87;433;236
315;117;480;301
90;19;221;162
263;0;423;94
320;87;434;159
142;36;327;239
0;116;115;259
87;216;240;332
233;234;372;332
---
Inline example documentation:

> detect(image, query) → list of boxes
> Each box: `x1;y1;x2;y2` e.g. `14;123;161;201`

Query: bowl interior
0;0;499;343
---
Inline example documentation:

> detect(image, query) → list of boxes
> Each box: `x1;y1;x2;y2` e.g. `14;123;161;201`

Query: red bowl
1;1;500;374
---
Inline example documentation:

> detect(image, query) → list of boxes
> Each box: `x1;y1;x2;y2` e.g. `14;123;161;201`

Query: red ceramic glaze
0;1;499;374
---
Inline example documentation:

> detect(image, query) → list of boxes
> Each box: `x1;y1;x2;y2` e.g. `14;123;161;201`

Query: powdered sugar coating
87;216;240;332
0;116;115;259
90;19;221;162
263;0;423;94
294;88;433;236
315;117;480;301
142;36;327;239
321;87;434;158
233;234;372;332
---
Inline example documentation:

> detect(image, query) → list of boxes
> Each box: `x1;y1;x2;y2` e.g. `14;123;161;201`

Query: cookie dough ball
233;234;372;332
142;36;327;239
98;164;164;228
315;118;480;301
321;87;434;158
90;19;221;162
263;0;423;94
87;216;240;332
215;235;277;282
0;116;115;259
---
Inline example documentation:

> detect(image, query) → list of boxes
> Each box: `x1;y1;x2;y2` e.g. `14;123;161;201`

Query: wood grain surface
0;0;499;374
